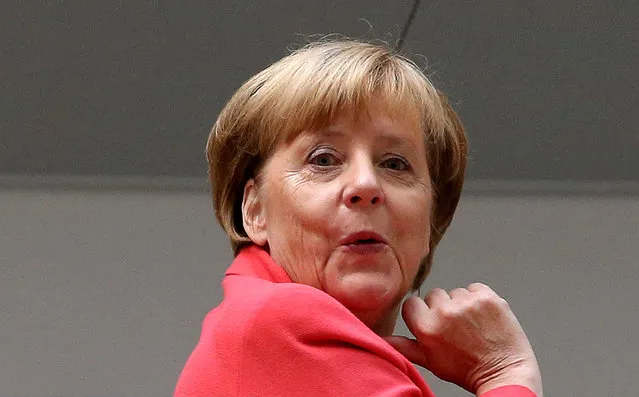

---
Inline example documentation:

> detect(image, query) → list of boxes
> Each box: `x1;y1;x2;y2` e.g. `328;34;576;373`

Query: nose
342;157;384;208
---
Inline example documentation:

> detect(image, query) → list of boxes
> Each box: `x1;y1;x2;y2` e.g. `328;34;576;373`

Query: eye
381;156;411;171
309;150;340;167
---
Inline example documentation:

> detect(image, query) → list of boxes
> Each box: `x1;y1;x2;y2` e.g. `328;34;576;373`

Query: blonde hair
207;39;467;290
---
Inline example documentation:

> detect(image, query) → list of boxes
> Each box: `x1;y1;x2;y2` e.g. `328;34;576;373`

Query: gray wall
2;1;638;180
2;187;638;396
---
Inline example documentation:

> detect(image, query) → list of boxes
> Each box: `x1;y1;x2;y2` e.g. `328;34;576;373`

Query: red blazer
174;245;536;397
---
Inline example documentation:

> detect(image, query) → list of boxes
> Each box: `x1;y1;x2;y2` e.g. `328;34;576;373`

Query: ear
241;178;268;246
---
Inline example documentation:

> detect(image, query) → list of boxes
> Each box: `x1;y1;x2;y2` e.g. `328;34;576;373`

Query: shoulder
220;278;363;343
190;277;432;396
221;275;350;323
251;282;362;335
235;283;429;396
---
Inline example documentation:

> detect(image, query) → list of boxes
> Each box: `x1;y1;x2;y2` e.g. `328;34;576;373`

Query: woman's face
243;106;433;330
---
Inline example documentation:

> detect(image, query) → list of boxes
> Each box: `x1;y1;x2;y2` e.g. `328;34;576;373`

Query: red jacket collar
225;245;292;283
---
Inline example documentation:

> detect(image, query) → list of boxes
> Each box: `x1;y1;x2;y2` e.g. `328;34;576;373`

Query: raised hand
384;283;543;397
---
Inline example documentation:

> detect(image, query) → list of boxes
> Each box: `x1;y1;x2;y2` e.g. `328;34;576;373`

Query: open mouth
340;231;387;246
341;232;387;255
354;238;381;244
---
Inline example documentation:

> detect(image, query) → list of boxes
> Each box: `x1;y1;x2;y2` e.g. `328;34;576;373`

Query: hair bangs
251;41;447;150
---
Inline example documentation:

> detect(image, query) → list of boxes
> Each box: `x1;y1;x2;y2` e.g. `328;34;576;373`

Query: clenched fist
385;283;543;397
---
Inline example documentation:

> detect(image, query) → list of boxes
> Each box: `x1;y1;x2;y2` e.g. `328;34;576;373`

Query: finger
401;296;436;338
467;282;493;294
449;287;471;299
467;282;511;314
424;287;450;308
383;335;430;368
467;283;504;301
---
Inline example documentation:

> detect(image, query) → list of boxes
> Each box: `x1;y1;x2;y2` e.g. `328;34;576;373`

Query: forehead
329;108;422;142
284;99;425;145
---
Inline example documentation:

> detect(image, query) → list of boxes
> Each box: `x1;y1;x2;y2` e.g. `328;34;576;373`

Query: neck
354;304;400;336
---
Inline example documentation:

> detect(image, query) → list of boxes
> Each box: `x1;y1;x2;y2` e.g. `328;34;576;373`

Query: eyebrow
377;133;417;148
316;127;420;150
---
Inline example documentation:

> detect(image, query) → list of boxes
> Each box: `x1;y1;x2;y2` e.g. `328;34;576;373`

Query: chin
327;272;401;313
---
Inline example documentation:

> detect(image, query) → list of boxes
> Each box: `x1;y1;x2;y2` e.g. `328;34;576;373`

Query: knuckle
425;288;448;305
468;298;483;313
468;282;489;291
430;287;446;296
497;296;511;309
436;305;462;321
479;293;494;304
477;294;510;311
449;287;467;297
433;305;449;318
471;293;494;308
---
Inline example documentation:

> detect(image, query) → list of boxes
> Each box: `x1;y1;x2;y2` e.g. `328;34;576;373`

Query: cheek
262;176;341;287
392;191;432;267
264;176;337;252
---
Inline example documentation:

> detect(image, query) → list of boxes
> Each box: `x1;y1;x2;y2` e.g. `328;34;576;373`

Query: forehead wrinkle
296;117;425;158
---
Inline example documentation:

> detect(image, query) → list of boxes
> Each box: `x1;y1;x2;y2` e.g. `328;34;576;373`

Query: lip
339;230;388;246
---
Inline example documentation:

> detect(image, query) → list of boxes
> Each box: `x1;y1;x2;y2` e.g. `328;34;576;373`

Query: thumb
383;335;430;368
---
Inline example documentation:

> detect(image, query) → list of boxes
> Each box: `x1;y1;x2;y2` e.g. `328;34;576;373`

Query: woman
175;39;543;397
